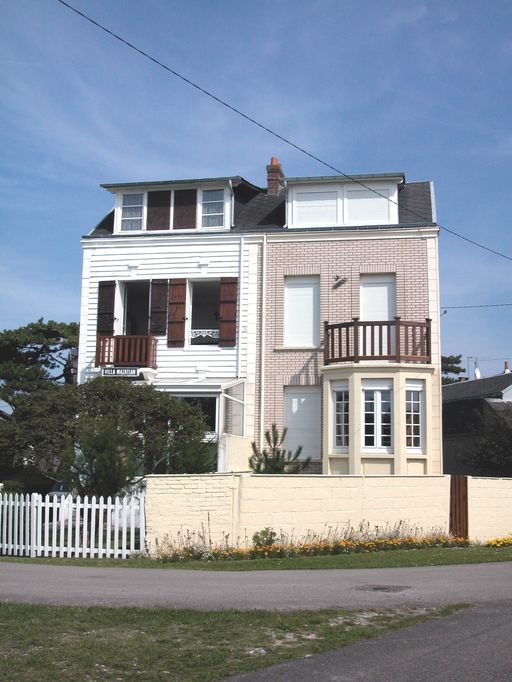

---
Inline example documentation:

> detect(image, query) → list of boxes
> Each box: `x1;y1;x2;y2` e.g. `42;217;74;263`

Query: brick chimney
266;156;285;196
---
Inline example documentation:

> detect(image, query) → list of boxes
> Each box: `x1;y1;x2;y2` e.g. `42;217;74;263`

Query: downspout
236;234;244;378
259;234;267;446
229;179;235;227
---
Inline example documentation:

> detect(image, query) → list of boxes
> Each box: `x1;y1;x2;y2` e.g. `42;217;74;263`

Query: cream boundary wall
145;473;449;551
468;477;512;542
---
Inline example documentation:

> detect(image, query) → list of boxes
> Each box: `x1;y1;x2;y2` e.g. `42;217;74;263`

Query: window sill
361;450;394;457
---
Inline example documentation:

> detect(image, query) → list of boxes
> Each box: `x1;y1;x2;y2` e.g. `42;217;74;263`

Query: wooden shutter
168;279;187;347
97;281;116;335
149;280;169;335
219;277;238;347
147;191;171;230
173;189;197;229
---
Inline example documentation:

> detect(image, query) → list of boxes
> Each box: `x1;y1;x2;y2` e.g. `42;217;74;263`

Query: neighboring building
78;158;442;475
443;372;512;475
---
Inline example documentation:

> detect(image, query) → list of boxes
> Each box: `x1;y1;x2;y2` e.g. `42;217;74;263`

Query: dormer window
114;187;228;232
202;189;224;227
121;193;144;231
287;180;399;228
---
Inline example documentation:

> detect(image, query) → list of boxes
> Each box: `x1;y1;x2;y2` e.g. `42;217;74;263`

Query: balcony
324;317;431;365
96;335;157;368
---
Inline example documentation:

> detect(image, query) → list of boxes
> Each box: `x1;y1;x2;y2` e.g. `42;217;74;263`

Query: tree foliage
249;424;311;474
0;319;78;409
0;377;216;494
441;354;467;385
466;406;512;477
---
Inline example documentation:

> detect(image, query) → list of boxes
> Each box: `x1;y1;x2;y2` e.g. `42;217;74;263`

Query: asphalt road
0;560;512;610
2;561;512;681
229;601;512;681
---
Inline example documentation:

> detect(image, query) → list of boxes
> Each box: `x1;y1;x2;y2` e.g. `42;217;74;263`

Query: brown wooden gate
449;475;468;539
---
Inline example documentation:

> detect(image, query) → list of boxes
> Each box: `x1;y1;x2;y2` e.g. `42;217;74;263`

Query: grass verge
1;545;512;570
0;602;466;681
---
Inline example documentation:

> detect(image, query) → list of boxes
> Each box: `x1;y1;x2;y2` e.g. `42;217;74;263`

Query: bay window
333;383;349;451
405;380;424;450
362;380;392;450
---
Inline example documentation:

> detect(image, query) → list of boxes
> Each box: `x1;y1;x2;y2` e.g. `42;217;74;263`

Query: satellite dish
474;367;481;380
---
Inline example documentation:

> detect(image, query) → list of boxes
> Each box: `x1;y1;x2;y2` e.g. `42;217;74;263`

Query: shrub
253;527;277;548
249;424;310;474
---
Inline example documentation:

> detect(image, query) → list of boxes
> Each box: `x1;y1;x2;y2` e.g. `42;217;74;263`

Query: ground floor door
284;387;321;460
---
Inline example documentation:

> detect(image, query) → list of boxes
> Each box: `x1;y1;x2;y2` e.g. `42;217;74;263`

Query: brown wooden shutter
97;281;116;335
168;279;187;347
149;280;169;335
147;191;171;230
219;277;238;347
173;189;197;229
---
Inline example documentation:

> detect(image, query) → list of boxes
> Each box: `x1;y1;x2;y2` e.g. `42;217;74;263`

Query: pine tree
249;424;311;474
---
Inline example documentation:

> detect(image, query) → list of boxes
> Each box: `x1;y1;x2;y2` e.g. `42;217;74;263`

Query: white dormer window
201;189;225;227
288;181;399;228
121;193;144;231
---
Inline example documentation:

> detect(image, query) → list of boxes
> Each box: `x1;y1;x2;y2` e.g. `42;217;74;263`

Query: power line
56;0;512;263
442;303;512;309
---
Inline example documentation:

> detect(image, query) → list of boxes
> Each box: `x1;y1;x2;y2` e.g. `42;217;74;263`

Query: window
333;384;349;450
294;189;338;226
181;396;217;433
202;189;224;227
284;387;321;459
190;280;221;345
121;193;144;231
362;380;392;450
406;380;424;450
284;276;320;347
345;188;391;224
223;382;244;437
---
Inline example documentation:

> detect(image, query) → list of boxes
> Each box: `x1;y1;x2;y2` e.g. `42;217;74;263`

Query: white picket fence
0;493;145;559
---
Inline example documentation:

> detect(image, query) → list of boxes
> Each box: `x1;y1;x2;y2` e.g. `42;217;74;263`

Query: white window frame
362;379;393;453
119;192;146;232
283;275;320;348
405;379;424;453
200;188;226;229
185;278;222;348
222;380;245;437
289;184;343;228
332;381;349;453
287;181;399;228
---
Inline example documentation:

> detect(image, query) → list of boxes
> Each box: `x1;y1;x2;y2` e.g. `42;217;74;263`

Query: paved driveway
0;560;511;610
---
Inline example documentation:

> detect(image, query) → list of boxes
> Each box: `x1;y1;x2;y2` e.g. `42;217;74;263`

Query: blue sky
1;0;512;377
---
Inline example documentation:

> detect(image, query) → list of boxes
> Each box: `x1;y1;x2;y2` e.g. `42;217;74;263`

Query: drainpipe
236;234;244;378
259;234;267;446
229;179;234;227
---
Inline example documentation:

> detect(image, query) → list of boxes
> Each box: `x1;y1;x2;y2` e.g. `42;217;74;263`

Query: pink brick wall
257;235;431;459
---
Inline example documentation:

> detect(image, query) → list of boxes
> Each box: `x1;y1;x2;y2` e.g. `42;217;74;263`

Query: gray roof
443;374;512;402
398;181;434;225
87;173;435;237
100;176;261;192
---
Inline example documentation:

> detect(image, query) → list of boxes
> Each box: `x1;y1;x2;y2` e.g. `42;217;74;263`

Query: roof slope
443;374;512;402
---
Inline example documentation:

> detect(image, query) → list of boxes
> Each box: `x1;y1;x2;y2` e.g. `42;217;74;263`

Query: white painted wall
78;233;251;387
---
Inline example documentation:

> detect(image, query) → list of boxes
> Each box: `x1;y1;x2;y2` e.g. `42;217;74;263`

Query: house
443;371;512;475
78;158;442;475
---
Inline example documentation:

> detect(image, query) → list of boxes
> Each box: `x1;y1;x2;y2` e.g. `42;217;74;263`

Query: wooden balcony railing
96;335;157;368
323;317;431;365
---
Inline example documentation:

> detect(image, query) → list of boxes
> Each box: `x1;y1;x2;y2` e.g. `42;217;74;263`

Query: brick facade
259;234;431;464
